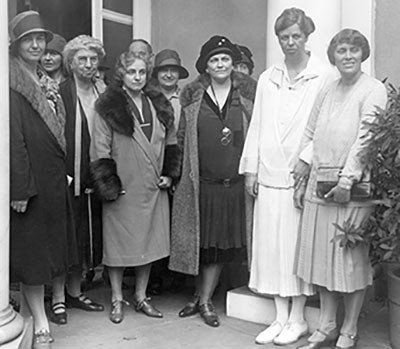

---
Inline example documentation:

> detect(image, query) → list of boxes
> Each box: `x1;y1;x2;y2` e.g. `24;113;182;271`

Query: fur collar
9;56;66;153
95;83;174;137
180;71;257;108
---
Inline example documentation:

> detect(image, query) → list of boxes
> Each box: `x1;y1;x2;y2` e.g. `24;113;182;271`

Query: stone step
226;286;320;331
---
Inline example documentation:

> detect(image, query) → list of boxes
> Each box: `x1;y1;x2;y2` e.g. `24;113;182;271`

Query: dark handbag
316;166;371;200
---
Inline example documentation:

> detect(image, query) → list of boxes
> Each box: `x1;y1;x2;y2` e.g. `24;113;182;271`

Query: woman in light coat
91;51;179;324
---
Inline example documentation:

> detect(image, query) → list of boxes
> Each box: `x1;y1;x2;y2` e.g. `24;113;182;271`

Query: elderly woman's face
278;23;307;58
123;59;147;94
18;32;46;64
333;43;362;78
206;53;233;83
70;48;99;80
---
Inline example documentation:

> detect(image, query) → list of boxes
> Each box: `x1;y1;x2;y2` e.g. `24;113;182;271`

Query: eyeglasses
76;56;99;65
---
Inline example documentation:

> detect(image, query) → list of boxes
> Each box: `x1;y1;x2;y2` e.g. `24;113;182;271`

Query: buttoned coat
169;72;256;275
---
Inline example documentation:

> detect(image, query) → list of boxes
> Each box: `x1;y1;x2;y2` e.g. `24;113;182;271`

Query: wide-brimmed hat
9;11;53;47
195;35;241;74
152;49;189;79
46;33;67;54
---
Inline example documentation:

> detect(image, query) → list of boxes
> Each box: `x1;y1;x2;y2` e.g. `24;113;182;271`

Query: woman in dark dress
9;11;77;348
169;35;256;327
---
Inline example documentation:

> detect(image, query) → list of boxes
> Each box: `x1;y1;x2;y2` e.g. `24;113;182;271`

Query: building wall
375;0;400;85
151;0;268;80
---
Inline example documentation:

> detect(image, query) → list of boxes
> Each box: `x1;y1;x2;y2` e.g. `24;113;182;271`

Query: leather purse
316;166;371;200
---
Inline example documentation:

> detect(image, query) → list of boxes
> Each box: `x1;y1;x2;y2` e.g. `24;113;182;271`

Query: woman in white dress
239;8;333;345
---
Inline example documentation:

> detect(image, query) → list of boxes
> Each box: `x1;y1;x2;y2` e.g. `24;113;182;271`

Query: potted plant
364;83;400;349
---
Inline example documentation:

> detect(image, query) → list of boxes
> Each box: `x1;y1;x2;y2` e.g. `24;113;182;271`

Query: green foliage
331;220;367;249
364;84;400;263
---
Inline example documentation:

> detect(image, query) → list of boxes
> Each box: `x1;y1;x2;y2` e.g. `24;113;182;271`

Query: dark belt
200;176;243;188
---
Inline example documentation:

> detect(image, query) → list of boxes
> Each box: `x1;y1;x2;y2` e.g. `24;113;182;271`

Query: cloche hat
9;11;53;47
46;33;67;54
195;35;241;74
236;44;254;71
152;49;189;79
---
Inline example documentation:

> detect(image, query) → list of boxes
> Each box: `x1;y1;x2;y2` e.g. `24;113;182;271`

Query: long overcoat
10;57;77;285
169;72;256;275
60;77;105;268
91;84;180;267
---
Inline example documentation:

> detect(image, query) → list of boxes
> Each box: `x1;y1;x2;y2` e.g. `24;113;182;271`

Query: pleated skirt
199;180;246;264
249;186;314;297
295;200;373;293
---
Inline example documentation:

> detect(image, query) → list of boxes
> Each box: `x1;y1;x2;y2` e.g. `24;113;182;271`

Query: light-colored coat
169;72;257;275
239;54;333;187
92;85;177;266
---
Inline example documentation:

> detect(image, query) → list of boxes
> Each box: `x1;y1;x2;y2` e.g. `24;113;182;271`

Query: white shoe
273;320;309;345
255;321;284;344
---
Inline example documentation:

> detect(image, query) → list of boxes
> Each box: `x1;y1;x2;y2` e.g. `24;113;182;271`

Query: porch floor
31;278;392;349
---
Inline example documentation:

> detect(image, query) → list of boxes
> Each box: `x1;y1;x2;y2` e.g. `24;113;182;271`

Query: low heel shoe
179;295;200;317
199;302;219;327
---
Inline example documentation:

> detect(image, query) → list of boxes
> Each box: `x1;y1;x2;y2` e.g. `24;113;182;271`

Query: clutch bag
316;166;371;200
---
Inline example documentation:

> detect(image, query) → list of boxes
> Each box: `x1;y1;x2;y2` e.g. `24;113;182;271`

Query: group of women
9;6;387;349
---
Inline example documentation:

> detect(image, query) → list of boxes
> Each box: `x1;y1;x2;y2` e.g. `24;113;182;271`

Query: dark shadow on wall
14;0;91;40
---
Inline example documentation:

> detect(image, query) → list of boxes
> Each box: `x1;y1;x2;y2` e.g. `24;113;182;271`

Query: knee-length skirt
249;186;314;297
295;200;373;293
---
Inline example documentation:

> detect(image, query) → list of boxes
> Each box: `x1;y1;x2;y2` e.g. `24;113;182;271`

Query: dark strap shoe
178;295;200;317
199;302;219;327
49;302;67;325
66;293;104;312
134;297;163;318
109;299;129;324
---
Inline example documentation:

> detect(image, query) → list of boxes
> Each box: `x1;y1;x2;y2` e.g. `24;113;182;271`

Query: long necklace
210;83;232;146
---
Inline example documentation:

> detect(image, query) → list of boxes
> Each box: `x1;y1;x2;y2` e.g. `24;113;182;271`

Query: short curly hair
274;7;315;38
327;28;370;65
114;50;152;83
63;35;105;74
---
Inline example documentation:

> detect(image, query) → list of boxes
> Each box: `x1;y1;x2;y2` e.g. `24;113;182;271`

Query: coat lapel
131;99;161;177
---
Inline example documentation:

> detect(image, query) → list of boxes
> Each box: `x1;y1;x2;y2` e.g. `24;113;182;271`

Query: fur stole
9;56;66;153
180;71;257;109
95;83;174;137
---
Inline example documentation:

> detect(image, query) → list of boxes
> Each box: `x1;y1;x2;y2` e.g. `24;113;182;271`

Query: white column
0;1;24;345
133;0;152;41
340;0;375;75
91;0;104;40
266;0;341;67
